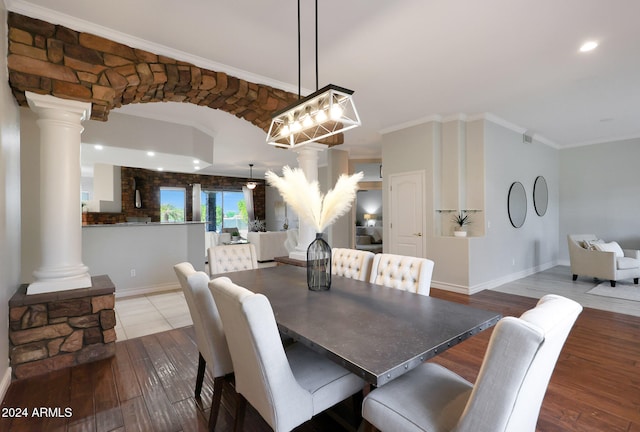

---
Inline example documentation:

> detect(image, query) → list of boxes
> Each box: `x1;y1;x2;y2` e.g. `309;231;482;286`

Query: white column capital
26;91;92;121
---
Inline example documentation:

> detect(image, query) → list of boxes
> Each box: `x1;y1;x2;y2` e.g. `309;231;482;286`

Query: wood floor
1;288;639;432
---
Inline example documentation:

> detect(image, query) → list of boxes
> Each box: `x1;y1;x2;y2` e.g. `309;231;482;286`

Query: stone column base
9;275;116;380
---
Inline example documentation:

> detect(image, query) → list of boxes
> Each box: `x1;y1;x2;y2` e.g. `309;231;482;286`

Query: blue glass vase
307;233;331;291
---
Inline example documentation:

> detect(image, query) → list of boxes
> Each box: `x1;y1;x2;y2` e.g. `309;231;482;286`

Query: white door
389;171;425;257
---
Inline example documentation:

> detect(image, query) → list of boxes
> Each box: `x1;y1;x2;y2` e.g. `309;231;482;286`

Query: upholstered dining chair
369;253;434;296
208;243;258;276
332;248;375;282
362;294;583;432
173;262;234;431
209;276;366;432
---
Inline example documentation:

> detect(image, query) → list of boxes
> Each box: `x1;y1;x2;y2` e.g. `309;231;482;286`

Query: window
201;190;248;235
160;187;186;222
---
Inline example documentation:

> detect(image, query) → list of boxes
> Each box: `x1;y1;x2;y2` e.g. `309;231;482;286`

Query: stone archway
6;12;344;145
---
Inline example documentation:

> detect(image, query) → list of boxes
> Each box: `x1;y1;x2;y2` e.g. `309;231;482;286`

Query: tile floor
114;289;191;341
114;261;277;340
490;264;640;317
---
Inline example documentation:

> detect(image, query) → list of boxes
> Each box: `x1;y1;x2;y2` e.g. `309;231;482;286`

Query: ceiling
8;0;640;178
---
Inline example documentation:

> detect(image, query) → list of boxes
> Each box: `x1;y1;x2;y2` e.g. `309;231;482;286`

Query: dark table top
219;265;501;386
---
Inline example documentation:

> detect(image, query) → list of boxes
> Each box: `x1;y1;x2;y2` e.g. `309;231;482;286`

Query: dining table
218;265;501;387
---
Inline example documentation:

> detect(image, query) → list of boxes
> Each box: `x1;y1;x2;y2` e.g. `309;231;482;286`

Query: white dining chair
207;243;258;276
173;262;234;431
332;248;375;282
369;253;434;296
209;276;366;432
362;294;583;432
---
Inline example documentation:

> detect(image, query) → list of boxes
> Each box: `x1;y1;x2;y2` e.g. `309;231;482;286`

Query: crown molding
5;0;305;95
561;133;640;149
380;111;558;149
379;114;442;135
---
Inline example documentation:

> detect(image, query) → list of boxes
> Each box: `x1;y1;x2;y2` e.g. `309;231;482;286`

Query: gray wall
559;138;640;259
469;121;559;288
382;117;560;292
0;3;22;391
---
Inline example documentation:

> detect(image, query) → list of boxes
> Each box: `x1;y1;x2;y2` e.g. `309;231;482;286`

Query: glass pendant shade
246;164;257;189
267;84;361;148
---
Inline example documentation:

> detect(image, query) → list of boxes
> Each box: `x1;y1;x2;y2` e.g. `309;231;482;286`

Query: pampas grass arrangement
265;166;364;233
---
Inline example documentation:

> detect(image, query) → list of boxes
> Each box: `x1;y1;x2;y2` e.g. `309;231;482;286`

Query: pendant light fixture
246;163;257;190
266;0;360;148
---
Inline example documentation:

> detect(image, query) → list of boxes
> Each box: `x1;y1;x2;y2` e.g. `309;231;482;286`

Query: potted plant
452;211;470;237
231;229;240;241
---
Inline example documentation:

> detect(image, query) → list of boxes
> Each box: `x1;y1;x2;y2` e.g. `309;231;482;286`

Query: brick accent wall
6;12;344;146
84;166;266;224
9;276;116;380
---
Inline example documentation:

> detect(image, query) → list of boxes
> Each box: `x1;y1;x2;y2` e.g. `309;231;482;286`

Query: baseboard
431;281;471;295
432;260;559;295
0;366;12;402
114;282;181;298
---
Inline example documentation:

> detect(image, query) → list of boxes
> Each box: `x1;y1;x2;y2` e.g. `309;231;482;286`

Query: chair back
456;294;582;432
208;243;258;276
332;248;375;281
284;229;299;253
173;262;233;378
209;277;312;432
369;253;434;295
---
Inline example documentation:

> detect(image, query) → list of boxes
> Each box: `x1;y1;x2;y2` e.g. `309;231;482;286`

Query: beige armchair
567;234;640;287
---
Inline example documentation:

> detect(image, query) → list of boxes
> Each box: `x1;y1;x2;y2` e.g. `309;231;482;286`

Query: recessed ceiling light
193;159;200;164
579;41;598;52
157;167;164;171
94;144;103;150
147;151;155;157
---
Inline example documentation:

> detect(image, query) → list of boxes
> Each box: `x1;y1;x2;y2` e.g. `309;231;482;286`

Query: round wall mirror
533;176;548;216
508;181;527;228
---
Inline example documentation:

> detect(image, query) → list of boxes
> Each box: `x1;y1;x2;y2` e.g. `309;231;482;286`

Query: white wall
468;121;559;290
82;223;205;297
0;2;22;393
82;112;214;164
382;117;559;292
559;138;640;259
19;109;41;282
356;190;382;226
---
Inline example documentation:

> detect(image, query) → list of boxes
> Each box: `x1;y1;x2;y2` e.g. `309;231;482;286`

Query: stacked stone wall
9;276;116;380
6;12;343;145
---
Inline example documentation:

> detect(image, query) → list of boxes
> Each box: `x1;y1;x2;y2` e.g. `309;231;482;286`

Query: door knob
414;232;422;237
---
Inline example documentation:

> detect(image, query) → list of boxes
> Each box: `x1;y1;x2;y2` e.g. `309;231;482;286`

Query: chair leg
635;278;639;284
572;274;578;281
208;376;224;432
610;280;616;287
195;352;206;399
351;389;364;426
234;393;247;432
362;419;378;432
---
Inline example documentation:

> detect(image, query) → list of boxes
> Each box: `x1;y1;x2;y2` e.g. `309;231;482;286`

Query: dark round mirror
533;176;548;216
508;181;527;228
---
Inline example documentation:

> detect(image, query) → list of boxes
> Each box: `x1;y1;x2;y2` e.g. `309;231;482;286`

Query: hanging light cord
297;0;319;97
315;0;318;91
297;0;301;99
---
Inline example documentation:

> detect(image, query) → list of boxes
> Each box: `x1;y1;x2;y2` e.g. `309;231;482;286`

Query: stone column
289;144;326;261
26;92;92;295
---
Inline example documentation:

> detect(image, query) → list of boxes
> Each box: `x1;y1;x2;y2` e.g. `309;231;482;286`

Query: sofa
567;234;640;287
356;226;383;254
246;231;289;262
